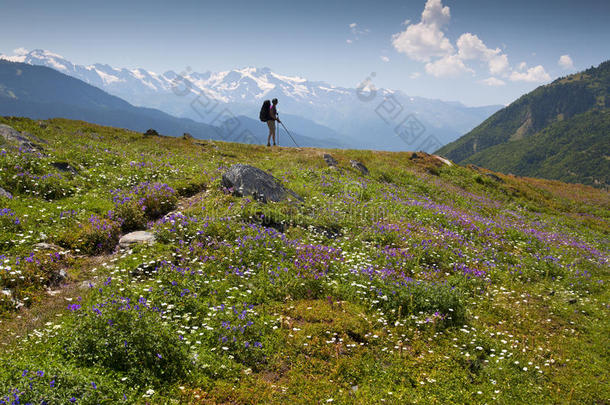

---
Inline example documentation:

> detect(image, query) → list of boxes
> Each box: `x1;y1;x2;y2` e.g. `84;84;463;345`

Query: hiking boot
267;143;271;147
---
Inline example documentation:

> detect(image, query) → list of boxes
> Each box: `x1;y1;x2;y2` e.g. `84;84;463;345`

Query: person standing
259;98;281;147
268;98;281;147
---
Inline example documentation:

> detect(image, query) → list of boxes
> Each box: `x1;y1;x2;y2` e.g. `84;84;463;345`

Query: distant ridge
0;60;219;139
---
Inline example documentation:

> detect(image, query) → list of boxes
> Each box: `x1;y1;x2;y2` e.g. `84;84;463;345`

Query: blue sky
1;0;608;106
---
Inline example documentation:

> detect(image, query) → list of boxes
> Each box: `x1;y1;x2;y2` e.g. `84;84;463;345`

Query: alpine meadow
1;0;609;404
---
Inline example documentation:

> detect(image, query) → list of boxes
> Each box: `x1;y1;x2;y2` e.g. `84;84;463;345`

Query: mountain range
0;60;347;148
437;60;610;188
0;49;501;151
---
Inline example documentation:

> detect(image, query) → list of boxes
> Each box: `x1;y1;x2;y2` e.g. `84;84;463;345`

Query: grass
0;116;608;404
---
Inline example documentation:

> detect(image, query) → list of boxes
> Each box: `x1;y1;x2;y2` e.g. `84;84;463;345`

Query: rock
410;152;418;160
144;128;159;136
350;160;369;176
221;164;302;203
485;173;504;183
119;231;156;248
0;187;12;199
0;124;43;152
432;155;452;166
34;242;61;250
323;153;338;167
48;269;68;287
51;162;79;175
182;132;193;140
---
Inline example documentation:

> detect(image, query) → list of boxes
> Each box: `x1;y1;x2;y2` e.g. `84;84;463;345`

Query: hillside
436;60;610;187
0;117;609;404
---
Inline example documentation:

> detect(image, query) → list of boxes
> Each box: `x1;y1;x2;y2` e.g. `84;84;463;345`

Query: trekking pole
276;114;280;146
280;121;300;148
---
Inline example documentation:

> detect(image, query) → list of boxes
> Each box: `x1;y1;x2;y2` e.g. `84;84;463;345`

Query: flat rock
0;124;43;152
119;231;156;248
350;160;369;176
221;164;302;203
323;153;338;167
0;187;12;199
431;155;453;166
34;242;62;250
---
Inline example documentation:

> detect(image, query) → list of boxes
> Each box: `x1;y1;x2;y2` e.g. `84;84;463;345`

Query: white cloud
558;54;574;69
13;47;29;56
456;33;509;76
392;0;549;82
421;0;451;28
392;21;454;62
510;65;551;82
347;22;369;44
425;54;473;77
380;56;390;63
410;72;422;79
392;0;454;62
481;77;506;86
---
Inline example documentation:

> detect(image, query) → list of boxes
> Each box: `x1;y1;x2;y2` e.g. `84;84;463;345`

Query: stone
221;164;302;203
51;162;79;174
485;173;504;183
0;124;43;152
182;132;193;140
0;187;12;199
323;153;338;167
119;231;156;248
34;242;61;250
431;155;453;166
350;160;369;176
144;128;159;136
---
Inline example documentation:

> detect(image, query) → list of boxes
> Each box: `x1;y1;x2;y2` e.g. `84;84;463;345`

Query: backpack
259;100;271;122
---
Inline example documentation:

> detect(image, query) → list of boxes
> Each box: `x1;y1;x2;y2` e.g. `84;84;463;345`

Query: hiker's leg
267;121;276;145
267;121;273;146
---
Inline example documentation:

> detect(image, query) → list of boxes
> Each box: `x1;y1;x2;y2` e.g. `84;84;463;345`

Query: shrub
62;298;190;387
0;251;68;313
56;214;120;254
0;208;21;231
111;182;178;232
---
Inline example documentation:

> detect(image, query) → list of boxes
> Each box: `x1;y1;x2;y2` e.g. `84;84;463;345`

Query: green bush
62;299;190;387
56;214;120;254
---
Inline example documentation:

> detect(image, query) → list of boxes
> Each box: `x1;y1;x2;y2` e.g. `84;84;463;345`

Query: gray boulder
350;160;369;176
119;231;156;248
323;153;338;167
0;124;43;153
51;162;79;175
221;164;302;203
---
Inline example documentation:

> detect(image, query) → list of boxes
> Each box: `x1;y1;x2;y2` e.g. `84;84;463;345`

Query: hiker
259;98;281;147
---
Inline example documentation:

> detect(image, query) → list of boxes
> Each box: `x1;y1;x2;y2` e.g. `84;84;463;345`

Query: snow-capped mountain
1;48;501;151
